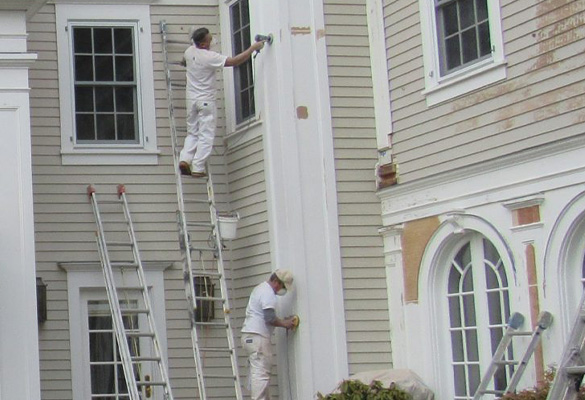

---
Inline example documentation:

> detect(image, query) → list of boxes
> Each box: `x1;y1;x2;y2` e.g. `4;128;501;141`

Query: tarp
346;369;435;400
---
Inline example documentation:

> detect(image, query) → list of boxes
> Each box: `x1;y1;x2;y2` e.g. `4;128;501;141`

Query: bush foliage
316;379;412;400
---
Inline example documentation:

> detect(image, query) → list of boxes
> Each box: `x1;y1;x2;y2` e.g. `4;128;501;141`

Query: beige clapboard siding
386;0;585;182
27;2;231;399
324;0;392;375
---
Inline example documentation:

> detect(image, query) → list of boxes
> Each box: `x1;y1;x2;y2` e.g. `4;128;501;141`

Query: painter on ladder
241;269;297;400
179;27;265;178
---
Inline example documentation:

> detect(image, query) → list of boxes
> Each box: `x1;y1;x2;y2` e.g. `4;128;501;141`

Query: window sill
422;60;508;107
225;116;263;147
61;149;160;165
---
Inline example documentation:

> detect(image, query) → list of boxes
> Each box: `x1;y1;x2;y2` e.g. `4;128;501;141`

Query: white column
0;11;41;400
254;0;349;398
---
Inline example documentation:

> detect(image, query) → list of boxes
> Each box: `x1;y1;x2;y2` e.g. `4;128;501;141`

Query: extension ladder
546;288;585;400
473;311;553;399
87;184;174;400
160;20;244;400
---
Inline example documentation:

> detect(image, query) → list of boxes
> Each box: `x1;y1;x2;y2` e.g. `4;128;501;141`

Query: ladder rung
101;219;126;224
565;366;585;375
199;347;234;353
194;295;225;302
494;360;519;366
110;262;138;268
137;380;168;386
126;332;155;338
99;200;121;204
190;246;216;252
509;331;533;337
195;321;228;327
481;389;505;395
132;356;161;362
106;241;133;247
116;286;144;291
121;308;150;315
192;270;222;277
202;373;237;379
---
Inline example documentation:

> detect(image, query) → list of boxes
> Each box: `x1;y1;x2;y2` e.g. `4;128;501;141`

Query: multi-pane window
73;26;138;143
436;0;492;75
230;0;255;124
447;237;511;400
88;300;140;399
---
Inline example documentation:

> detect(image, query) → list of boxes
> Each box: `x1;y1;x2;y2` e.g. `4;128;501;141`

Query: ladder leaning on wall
160;20;244;400
546;287;585;400
87;184;174;400
473;311;553;399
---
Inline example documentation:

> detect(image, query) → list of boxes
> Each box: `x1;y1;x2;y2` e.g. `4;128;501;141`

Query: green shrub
316;379;412;400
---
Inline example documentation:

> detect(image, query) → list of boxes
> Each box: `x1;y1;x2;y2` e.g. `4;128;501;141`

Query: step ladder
546;289;585;400
160;20;244;400
473;311;553;399
87;184;174;400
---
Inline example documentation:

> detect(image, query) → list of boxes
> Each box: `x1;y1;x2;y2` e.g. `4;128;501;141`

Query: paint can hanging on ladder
217;211;240;239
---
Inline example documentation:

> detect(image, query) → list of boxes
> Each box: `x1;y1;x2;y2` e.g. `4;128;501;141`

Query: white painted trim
366;0;391;151
378;138;585;226
60;262;171;400
55;4;158;166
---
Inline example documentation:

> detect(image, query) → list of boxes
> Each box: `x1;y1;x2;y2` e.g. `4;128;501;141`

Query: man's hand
251;40;265;52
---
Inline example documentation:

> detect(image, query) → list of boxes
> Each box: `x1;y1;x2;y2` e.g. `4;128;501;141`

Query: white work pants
180;99;216;173
241;333;273;400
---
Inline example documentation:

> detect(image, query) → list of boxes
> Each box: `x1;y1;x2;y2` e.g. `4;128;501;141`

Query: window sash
230;0;255;124
88;300;139;399
447;236;512;400
435;0;492;76
72;25;139;145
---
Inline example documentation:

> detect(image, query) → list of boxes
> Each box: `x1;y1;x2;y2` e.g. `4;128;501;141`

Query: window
89;300;139;398
56;4;158;165
436;0;491;75
230;0;255;124
61;262;169;399
418;0;506;105
73;26;138;144
447;236;511;399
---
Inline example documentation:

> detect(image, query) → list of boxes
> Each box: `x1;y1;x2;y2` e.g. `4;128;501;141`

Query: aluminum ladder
87;184;174;400
546;288;585;400
160;20;244;400
473;311;553;399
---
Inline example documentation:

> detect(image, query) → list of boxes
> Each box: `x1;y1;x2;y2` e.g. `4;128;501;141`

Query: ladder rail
118;185;175;400
160;20;244;400
547;288;585;400
473;311;553;400
89;189;142;400
88;185;175;400
161;20;207;400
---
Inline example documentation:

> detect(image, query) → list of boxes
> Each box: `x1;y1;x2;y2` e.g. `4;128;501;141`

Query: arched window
447;235;512;399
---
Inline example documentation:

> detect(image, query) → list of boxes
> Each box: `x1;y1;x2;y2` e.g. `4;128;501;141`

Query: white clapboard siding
324;0;392;375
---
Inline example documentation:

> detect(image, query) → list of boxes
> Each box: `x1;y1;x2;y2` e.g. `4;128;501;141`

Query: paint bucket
217;212;240;240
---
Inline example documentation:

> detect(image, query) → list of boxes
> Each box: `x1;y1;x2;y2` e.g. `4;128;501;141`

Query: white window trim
418;0;507;106
56;4;159;165
60;261;171;399
220;0;264;141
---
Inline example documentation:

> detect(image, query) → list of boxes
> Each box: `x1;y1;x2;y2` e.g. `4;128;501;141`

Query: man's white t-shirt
241;281;277;338
184;46;228;101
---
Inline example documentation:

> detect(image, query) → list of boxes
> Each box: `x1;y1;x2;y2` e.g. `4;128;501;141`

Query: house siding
386;0;585;183
324;0;392;374
28;3;235;399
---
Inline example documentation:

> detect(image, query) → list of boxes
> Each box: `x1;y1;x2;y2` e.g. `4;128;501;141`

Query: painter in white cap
241;269;296;399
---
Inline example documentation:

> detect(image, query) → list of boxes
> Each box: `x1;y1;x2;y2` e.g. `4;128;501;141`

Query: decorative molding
502;194;545;211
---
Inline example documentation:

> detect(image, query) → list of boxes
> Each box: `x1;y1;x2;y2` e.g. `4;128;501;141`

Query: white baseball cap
274;269;293;289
